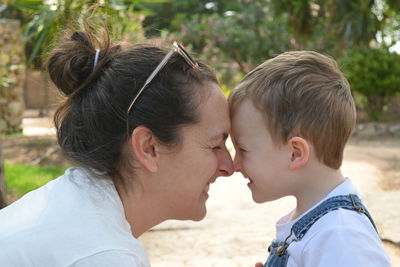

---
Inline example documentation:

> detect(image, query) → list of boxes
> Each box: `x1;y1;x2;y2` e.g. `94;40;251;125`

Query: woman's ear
287;136;309;171
130;126;159;173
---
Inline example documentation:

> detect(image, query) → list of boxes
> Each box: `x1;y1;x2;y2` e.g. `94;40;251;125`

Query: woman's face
159;82;234;221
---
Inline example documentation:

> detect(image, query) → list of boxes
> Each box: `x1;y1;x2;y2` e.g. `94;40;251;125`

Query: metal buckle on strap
275;228;300;257
350;194;366;213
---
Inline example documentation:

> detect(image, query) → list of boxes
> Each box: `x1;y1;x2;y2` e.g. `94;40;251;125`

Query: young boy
229;51;391;266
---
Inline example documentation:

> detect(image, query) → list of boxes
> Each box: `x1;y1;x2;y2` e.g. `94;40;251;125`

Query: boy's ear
287;136;309;171
129;126;159;173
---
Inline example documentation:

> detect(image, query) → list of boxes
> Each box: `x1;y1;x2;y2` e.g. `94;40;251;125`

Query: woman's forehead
192;83;231;140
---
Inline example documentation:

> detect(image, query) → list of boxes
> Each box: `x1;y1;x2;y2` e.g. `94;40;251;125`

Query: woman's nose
218;149;234;177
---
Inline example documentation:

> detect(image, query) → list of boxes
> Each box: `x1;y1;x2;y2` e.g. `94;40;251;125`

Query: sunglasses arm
126;48;175;114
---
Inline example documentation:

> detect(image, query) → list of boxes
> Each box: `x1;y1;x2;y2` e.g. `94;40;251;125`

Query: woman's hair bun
45;31;98;96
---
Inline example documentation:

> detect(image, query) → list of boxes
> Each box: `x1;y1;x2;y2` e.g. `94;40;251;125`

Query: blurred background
1;0;400;213
1;0;400;124
0;1;400;265
0;0;400;211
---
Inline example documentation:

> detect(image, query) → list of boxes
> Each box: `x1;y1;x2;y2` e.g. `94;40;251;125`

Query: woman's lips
204;184;210;193
202;182;210;198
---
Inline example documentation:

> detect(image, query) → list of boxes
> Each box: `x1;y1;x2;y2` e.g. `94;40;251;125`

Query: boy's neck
289;164;346;222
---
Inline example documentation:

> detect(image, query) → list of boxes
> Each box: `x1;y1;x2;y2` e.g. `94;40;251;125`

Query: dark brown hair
229;51;356;169
46;25;217;183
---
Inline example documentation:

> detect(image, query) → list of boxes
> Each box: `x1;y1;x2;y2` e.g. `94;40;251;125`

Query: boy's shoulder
287;208;390;266
305;206;377;238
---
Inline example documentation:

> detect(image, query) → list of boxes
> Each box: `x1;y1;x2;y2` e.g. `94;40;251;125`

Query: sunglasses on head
126;41;199;136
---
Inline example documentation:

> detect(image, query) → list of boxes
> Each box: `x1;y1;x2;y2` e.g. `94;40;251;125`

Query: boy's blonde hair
229;51;356;169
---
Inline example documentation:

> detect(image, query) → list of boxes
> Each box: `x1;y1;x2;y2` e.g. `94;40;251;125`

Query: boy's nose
233;154;241;172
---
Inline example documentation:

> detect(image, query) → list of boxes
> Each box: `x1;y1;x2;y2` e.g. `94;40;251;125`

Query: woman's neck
114;179;167;238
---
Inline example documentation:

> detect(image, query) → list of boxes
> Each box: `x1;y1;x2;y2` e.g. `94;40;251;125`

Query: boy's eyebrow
231;138;239;146
232;138;245;148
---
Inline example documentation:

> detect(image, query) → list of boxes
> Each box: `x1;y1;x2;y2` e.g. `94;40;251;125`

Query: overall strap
265;194;378;265
292;194;377;240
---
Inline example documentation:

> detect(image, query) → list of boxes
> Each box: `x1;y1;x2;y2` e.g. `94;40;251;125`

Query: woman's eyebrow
209;132;229;142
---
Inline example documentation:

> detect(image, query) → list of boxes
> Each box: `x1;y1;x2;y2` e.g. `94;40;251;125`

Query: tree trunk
0;137;7;208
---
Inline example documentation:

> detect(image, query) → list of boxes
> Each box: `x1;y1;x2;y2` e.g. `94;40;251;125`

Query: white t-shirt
0;167;150;267
273;179;391;267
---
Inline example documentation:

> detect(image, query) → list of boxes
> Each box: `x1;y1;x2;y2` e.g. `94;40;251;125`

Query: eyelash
212;145;222;150
236;147;247;153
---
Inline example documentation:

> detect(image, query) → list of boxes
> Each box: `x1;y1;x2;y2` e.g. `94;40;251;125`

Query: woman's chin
171;204;207;221
187;205;208;221
188;203;207;221
191;210;207;221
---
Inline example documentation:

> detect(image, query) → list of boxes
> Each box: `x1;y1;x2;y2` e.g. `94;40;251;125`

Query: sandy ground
21;110;56;136
140;138;400;267
19;110;400;266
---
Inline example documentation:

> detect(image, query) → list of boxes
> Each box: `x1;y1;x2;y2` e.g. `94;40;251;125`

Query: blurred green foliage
271;0;380;48
140;0;242;36
5;162;66;196
341;47;400;121
177;0;398;69
1;0;400;120
180;2;292;74
4;0;148;67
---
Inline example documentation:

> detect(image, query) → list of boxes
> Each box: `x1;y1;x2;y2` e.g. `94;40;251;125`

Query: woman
0;25;233;266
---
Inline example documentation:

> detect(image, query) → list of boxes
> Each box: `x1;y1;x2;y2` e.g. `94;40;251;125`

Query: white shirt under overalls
0;167;150;267
273;179;391;267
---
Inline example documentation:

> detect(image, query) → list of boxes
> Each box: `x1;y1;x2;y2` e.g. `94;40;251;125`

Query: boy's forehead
231;99;265;135
232;98;261;121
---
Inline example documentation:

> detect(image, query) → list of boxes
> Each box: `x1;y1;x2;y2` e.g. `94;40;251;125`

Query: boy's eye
236;147;247;153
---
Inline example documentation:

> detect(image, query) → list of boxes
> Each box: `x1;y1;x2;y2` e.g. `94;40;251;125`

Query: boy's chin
251;193;277;203
252;194;268;204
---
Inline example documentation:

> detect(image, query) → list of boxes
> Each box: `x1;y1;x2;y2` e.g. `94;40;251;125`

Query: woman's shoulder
70;247;150;267
0;167;125;232
0;168;67;232
0;167;143;266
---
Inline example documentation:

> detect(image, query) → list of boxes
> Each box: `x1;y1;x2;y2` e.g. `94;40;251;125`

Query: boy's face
231;98;292;203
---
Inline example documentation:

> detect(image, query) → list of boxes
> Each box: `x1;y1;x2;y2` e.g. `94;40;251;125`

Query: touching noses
217;148;234;177
233;153;241;172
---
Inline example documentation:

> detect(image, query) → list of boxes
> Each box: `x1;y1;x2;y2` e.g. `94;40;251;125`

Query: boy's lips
243;175;253;185
243;175;251;181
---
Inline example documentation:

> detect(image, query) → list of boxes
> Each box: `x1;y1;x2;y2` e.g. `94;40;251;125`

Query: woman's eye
212;146;222;150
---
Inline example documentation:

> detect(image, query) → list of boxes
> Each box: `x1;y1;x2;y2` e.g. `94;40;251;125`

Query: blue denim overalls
264;194;378;267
